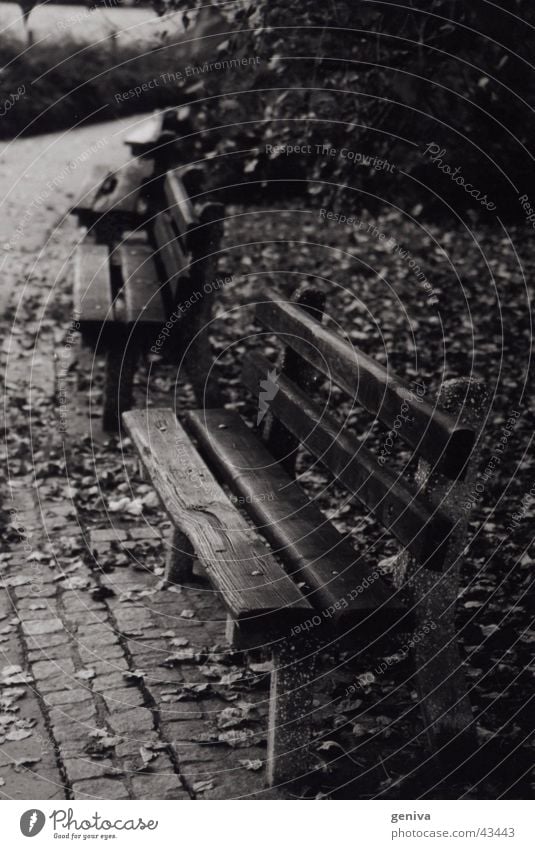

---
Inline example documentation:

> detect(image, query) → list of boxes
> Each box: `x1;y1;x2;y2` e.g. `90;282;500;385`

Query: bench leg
407;573;475;753
183;304;222;408
267;636;317;787
393;378;487;757
102;335;137;431
179;207;224;409
165;526;195;586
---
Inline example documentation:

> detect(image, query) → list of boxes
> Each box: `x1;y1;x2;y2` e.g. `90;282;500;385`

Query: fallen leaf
239;758;263;771
480;624;500;638
218;729;257;748
6;728;32;741
249;661;271;674
2;665;22;678
75;668;96;681
193;779;214;793
170;637;190;648
123;670;145;683
139;746;158;768
13;756;42;771
108;497;144;516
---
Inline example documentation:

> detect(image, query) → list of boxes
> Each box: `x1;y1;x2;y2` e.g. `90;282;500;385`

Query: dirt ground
0;116;533;800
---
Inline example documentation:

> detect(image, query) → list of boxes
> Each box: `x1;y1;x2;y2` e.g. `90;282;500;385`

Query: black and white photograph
0;0;533;836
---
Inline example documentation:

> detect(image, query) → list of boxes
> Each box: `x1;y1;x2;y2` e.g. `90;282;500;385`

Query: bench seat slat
152;212;189;299
164;169;196;236
74;241;117;341
186;409;407;628
118;238;167;326
242;351;452;570
256;296;475;479
121;408;312;627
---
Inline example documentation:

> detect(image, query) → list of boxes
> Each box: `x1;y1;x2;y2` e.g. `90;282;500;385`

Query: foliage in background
2;0;534;215
155;0;535;216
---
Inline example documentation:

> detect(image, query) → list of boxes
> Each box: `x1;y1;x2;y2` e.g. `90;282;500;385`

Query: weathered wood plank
256;296;475;479
118;237;168;326
178;203;225;407
186;408;407;627
102;334;137;432
73;241;115;341
121;408;312;626
72;159;154;230
267;636;318;787
164;169;196;236
242;351;452;570
263;285;325;475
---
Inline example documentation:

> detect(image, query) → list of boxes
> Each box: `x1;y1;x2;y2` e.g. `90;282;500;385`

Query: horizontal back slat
242;350;452;570
152;212;190;300
164;170;195;238
118;237;168;325
256;296;475;479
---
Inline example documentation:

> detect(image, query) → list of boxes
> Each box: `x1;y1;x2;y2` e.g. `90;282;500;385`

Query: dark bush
158;0;535;217
0;36;184;138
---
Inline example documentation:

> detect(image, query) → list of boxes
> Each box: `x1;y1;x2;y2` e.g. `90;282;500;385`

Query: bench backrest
149;168;224;306
241;287;477;571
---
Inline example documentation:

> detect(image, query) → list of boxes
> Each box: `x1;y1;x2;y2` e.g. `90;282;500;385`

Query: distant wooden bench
72;166;224;430
71;107;196;244
122;285;486;786
71;158;156;245
124;107;193;159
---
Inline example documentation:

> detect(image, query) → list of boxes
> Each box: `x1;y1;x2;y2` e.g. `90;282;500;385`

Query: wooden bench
72;166;224;430
122;285;486;787
71;107;196;244
71;158;156;245
124;107;193;159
